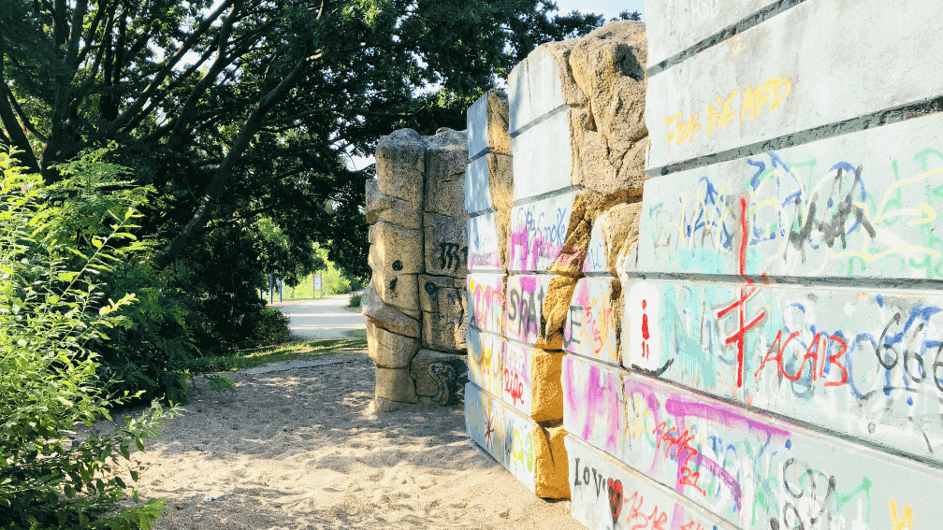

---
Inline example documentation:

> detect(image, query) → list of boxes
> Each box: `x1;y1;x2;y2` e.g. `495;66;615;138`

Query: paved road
270;291;366;340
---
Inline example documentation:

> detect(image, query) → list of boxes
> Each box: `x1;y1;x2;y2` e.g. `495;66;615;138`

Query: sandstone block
423;212;468;279
361;282;420;338
424;128;470;185
465;153;514;216
368;396;406;413
370;270;419;318
368;222;423;275
502;343;564;422
563;277;621;365
505;274;576;350
467;273;506;335
365;178;422;230
375;128;425;202
465;383;569;499
467;90;512;159
375;366;418;403
410;349;468;406
366;319;421;369
466;327;504;396
419;275;466;352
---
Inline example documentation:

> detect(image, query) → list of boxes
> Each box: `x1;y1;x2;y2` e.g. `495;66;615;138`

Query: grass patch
183;337;368;374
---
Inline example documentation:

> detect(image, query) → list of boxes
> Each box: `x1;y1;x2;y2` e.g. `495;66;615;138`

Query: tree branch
0;41;40;173
1;83;47;143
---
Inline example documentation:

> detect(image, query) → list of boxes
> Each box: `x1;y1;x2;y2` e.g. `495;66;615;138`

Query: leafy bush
0;152;173;529
348;293;363;308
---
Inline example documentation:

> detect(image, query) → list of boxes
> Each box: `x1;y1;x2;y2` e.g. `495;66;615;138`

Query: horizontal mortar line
468;146;495;163
626;369;943;472
647;0;808;77
646;94;943;177
509;103;569;139
502;333;564;352
629;271;943;293
511;186;581;207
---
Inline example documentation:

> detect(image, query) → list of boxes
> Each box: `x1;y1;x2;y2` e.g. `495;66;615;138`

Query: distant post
269;274;274;303
313;274;322;298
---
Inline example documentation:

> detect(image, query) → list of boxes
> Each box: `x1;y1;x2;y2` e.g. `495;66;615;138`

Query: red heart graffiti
607;478;624;525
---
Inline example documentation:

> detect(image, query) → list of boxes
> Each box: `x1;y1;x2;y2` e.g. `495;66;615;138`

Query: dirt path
270;292;366;341
119;351;583;529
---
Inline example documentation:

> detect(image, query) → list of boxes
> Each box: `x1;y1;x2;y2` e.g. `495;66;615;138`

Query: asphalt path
269;291;366;341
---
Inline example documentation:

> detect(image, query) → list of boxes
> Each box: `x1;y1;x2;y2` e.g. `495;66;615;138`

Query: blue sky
553;0;646;21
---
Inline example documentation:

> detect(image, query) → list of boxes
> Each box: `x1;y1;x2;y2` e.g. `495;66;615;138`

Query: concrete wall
547;1;943;528
364;129;470;412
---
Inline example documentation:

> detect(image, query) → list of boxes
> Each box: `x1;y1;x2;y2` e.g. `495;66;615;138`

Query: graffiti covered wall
558;1;943;529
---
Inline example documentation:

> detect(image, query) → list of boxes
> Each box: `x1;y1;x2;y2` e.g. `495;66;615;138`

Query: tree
0;0;606;357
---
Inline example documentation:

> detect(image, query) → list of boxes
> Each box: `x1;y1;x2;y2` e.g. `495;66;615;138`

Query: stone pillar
365;128;470;413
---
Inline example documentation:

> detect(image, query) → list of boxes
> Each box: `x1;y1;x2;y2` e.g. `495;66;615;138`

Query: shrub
348;293;363;308
0;152;173;529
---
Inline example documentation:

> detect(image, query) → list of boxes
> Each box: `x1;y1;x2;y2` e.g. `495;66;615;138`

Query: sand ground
107;351;585;529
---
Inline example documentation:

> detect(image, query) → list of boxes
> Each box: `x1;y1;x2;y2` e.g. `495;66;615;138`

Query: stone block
502;343;564;423
365;178;422;230
508;46;568;135
638;111;943;280
467;90;512;159
465;153;514;216
424;128;469;184
646;0;943;170
621;372;943;529
370;270;419;319
505;274;576;350
510;111;574;202
368;222;423;275
361;282;420;338
419;274;467;352
563;277;621;365
646;0;777;67
410;349;468;406
467;273;506;335
466;327;504;396
375;128;425;202
423;212;468;279
375;366;418;403
368;396;406;413
366;319;421;369
566;435;737;530
508;190;579;274
582;203;641;277
464;383;569;499
621;277;943;465
562;355;627;460
467;213;503;272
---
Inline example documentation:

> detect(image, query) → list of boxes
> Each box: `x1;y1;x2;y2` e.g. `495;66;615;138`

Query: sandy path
118;351;583;529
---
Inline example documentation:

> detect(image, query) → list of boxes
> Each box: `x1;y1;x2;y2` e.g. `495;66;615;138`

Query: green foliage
279;243;359;299
348;293;363;308
182;338;368;374
205;375;236;394
0;152;173;529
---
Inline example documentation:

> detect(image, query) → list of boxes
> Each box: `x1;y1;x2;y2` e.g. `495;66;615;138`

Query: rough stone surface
366;319;421;369
365;178;422;230
410;349;468;406
467;91;512;159
368;396;406;413
369;270;419;319
425;128;470;219
375;129;425;202
423;212;468;279
375;366;418;403
368;222;423;275
361;282;421;338
534;423;569;500
418;275;466;352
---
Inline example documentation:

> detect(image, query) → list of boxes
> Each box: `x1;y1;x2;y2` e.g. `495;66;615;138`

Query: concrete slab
510;111;574;202
622;276;943;464
638;111;943;280
467;273;506;335
508;46;567;136
562;354;627;460
501;342;563;423
466;327;504;396
565;435;737;530
467;213;502;272
509;190;579;274
646;0;943;170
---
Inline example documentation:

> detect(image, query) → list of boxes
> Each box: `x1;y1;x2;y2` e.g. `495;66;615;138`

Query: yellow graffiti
665;77;792;150
890;499;913;530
